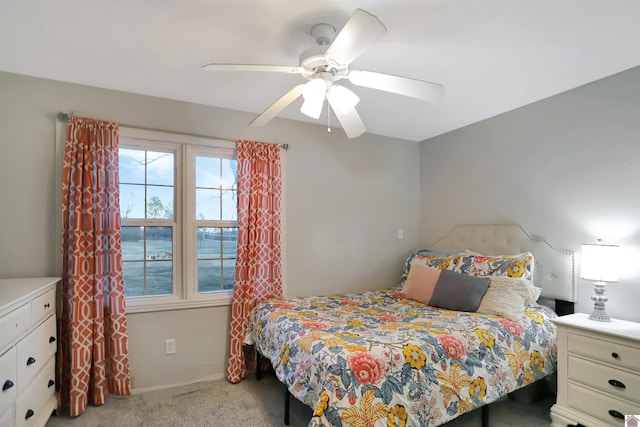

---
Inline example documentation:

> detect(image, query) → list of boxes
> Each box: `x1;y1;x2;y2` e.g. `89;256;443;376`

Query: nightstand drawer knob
608;379;626;389
608;409;624;420
611;352;619;359
2;380;14;391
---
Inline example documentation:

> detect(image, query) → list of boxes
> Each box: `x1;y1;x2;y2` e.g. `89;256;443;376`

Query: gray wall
0;71;420;389
419;66;640;322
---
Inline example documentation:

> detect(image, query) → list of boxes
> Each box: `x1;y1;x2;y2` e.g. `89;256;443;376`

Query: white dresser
551;313;640;427
0;277;60;427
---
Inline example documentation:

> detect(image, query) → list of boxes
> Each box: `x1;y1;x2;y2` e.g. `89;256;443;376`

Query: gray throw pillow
428;269;490;312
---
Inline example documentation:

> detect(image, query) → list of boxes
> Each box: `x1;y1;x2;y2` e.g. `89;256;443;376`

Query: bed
245;224;576;426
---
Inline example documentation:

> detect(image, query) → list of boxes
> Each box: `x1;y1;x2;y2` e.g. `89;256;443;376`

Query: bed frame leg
284;387;290;425
481;405;489;427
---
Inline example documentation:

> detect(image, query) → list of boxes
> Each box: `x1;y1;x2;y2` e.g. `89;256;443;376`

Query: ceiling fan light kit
203;9;444;138
301;79;327;119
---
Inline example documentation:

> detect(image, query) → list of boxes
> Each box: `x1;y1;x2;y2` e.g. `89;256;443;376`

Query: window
118;128;237;312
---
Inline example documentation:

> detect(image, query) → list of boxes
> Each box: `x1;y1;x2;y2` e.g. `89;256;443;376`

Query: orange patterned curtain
227;140;283;383
60;116;131;416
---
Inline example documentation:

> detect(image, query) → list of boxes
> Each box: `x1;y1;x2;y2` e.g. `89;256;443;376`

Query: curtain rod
56;111;289;150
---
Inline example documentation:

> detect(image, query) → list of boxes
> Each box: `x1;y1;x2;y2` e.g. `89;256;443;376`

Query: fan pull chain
327;102;331;133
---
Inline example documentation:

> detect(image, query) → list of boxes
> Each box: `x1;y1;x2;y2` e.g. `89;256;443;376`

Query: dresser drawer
0;303;31;352
15;315;56;392
1;406;14;427
0;347;17;414
569;355;640;405
15;356;56;427
30;289;55;327
568;383;639;426
568;332;640;372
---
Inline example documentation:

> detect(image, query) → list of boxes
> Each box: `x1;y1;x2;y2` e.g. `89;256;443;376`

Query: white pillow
476;276;542;320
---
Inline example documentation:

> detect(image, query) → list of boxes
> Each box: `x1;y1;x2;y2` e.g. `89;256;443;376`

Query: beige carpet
46;373;554;426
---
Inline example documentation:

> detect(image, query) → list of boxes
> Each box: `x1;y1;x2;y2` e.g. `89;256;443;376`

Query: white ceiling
1;1;639;141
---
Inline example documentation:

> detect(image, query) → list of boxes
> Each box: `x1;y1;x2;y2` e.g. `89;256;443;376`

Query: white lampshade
580;243;619;282
300;79;326;119
326;85;360;114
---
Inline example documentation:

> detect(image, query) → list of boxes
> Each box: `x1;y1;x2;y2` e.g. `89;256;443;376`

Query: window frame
119;127;237;313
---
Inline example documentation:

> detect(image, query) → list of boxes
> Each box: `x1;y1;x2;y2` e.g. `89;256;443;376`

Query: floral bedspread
246;288;557;427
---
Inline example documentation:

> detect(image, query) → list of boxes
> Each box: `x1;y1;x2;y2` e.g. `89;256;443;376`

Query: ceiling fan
203;9;444;138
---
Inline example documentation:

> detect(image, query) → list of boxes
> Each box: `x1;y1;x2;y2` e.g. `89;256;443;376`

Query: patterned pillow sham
401;249;466;283
402;249;535;285
456;251;535;282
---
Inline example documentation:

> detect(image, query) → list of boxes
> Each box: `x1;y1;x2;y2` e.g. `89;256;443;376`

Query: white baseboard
131;373;225;395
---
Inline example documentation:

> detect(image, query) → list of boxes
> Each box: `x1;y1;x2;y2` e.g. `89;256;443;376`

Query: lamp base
589;282;610;322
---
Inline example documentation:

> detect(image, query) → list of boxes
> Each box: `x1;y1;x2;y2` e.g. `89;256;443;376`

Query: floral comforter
246;288;558;427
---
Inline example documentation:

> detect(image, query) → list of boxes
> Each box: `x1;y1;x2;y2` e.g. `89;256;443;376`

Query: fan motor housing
299;46;347;80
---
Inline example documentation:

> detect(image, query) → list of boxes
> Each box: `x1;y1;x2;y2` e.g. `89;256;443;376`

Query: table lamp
580;242;619;322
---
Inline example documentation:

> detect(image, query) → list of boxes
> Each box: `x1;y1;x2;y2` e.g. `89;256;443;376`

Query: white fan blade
326;9;386;66
327;97;366;138
250;84;305;127
348;70;444;101
202;63;302;74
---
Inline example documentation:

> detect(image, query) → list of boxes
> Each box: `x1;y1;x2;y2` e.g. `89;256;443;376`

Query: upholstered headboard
428;224;577;306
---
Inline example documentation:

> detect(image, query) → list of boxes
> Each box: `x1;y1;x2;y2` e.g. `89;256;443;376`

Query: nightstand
550;313;640;427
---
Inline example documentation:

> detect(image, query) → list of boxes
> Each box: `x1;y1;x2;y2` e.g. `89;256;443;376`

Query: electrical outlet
165;339;176;355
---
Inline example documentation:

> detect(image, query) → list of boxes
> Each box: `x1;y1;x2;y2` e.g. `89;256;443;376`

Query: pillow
402;249;466;282
403;262;441;304
455;251;535;282
476;276;542;320
404;264;490;311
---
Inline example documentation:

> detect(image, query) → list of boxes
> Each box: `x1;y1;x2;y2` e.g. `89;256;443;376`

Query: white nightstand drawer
0;347;17;414
569;332;640;372
568;383;638;426
569;355;640;404
15;315;56;392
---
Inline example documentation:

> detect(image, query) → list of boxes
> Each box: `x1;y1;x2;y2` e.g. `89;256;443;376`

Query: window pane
221;159;237;189
146;261;173;296
147;185;174;219
146;151;174;186
197;227;220;259
221;190;237;221
195;188;220;220
121;227;144;261
196;156;220;188
119;148;145;184
146;227;173;258
123;262;144;297
221;228;237;257
120;184;145;219
197;227;235;293
222;259;236;290
198;260;222;293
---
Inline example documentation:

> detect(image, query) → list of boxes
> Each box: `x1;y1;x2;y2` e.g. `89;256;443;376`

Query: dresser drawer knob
44;302;50;309
26;356;36;366
608;409;624;420
608;379;626;389
48;379;55;388
611;352;619;359
2;380;14;391
25;409;35;420
49;336;56;343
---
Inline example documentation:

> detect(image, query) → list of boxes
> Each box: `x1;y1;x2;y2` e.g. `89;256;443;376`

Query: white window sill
125;291;233;314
